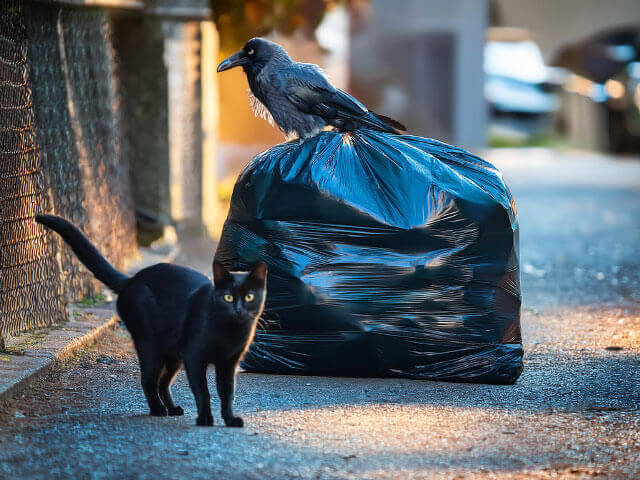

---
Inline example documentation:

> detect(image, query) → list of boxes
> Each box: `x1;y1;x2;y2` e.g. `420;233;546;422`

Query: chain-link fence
0;1;137;339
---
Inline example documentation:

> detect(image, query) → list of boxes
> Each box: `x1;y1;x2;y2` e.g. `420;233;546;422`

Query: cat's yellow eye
244;293;255;302
223;294;234;302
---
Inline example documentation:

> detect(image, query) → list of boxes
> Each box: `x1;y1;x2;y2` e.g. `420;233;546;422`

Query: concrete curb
0;304;118;408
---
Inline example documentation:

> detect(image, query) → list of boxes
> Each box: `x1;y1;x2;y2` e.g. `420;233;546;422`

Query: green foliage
488;133;569;149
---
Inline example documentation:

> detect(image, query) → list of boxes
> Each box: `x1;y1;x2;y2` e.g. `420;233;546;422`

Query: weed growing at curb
77;293;107;307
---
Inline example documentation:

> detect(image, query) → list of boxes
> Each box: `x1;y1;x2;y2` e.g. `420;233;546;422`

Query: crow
217;38;406;139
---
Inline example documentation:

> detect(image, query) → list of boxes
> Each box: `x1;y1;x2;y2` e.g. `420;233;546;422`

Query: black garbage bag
215;130;523;384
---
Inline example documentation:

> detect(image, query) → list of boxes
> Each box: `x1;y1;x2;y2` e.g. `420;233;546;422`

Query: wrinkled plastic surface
215;130;523;384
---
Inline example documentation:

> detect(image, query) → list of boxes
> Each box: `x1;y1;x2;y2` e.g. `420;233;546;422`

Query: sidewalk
0;304;118;406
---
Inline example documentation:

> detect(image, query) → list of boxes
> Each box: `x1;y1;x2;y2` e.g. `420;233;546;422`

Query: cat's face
212;261;267;326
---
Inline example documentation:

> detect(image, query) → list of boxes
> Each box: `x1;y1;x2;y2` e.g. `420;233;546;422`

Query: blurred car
555;27;640;153
484;28;563;145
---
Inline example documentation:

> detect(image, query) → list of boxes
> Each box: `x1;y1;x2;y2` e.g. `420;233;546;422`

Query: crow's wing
280;63;401;133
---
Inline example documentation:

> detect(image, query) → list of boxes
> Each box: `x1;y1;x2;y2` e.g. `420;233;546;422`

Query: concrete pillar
114;10;221;244
113;15;172;244
164;20;203;235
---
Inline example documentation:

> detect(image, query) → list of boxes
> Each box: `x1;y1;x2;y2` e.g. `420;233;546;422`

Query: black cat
35;214;267;427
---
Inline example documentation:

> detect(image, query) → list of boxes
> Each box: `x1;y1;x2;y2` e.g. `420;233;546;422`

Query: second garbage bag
215;130;523;384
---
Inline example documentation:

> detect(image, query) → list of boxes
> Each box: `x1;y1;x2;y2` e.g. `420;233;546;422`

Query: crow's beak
217;51;248;72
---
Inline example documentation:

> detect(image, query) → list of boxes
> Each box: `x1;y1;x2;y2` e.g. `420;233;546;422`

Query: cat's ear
248;261;268;284
213;261;233;286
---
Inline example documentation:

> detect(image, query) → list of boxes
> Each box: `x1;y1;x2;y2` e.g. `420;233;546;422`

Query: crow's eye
247;48;254;55
244;293;255;302
224;294;234;302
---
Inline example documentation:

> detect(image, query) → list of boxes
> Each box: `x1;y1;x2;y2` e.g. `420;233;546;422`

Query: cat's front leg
184;358;213;426
216;360;243;427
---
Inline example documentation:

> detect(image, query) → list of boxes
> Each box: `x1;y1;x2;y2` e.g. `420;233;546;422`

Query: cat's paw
225;416;244;428
168;406;184;416
196;413;214;426
150;406;168;417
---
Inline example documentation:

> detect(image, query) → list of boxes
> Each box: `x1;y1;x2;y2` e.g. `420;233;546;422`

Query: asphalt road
1;149;639;479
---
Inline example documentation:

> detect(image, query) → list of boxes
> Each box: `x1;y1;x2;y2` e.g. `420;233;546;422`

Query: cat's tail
35;214;129;294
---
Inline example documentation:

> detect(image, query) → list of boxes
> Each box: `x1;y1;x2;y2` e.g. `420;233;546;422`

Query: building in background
348;0;488;148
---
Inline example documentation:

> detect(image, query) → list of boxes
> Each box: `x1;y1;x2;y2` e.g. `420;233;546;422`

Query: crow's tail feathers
372;113;406;132
359;111;406;134
35;214;129;294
